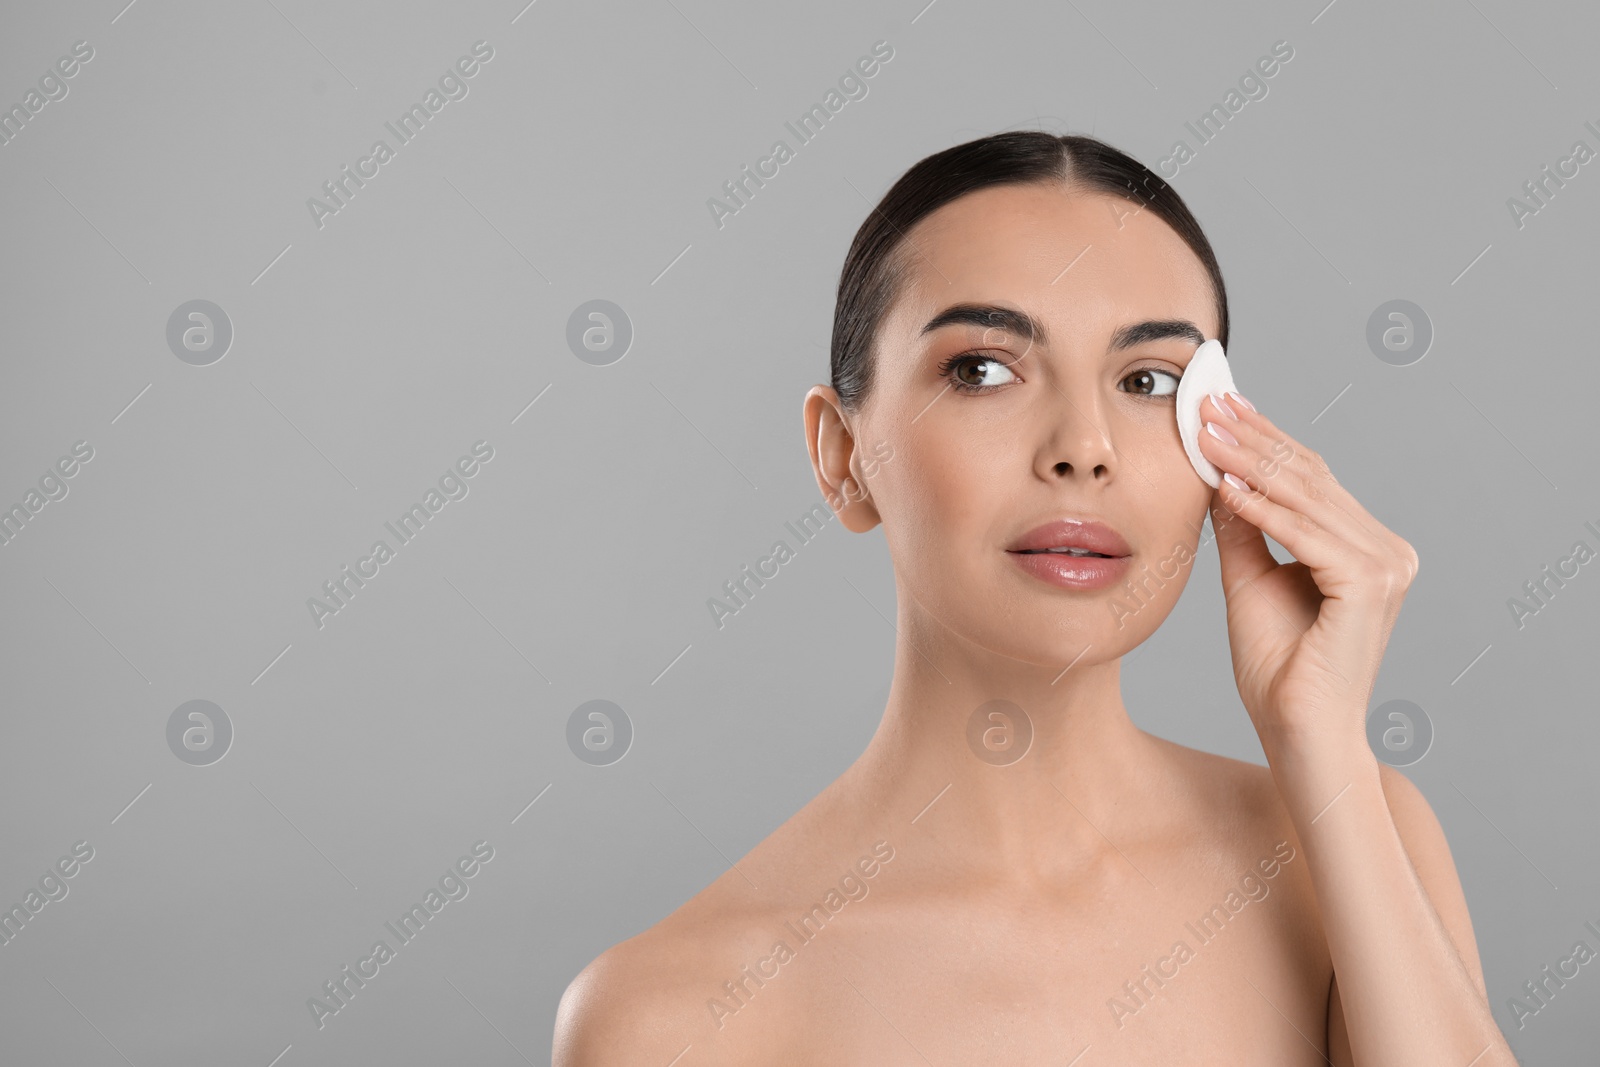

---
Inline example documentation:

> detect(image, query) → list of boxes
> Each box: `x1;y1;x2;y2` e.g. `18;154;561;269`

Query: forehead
881;182;1218;347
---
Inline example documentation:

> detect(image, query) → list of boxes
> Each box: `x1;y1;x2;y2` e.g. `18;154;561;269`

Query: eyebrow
919;303;1206;352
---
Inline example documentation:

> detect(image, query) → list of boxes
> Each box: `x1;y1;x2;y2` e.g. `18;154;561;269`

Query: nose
1037;388;1117;483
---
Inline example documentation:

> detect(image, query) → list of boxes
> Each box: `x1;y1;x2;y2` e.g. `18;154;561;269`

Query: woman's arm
1194;391;1515;1065
1262;731;1510;1066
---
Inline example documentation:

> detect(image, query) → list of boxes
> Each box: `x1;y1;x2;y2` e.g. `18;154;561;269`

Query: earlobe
834;475;882;534
804;385;881;534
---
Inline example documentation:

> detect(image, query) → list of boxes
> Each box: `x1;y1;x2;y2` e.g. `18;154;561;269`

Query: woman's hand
1196;392;1518;1066
1195;391;1419;749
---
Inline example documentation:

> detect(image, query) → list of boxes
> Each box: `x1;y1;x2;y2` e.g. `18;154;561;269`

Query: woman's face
830;181;1222;666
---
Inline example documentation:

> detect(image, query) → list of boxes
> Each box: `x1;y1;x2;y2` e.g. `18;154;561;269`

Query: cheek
1117;410;1214;565
881;438;998;554
1126;406;1206;496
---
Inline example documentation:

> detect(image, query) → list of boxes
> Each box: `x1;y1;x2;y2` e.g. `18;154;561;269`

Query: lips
1006;518;1131;559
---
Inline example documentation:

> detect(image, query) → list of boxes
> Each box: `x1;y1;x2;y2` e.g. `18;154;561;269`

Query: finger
1220;395;1392;538
1207;485;1278;590
1207;459;1357;581
1200;395;1380;551
1227;397;1419;581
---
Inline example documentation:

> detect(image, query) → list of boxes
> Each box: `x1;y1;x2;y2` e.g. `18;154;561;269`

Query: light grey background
1;0;1596;1063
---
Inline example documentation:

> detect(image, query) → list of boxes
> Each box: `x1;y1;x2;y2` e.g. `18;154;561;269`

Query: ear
804;385;881;534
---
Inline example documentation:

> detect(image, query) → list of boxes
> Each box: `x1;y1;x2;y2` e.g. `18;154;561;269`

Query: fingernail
1226;391;1255;412
1205;420;1238;446
1224;472;1250;492
1208;391;1237;420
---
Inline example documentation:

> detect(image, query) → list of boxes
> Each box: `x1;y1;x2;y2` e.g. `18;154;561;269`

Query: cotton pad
1175;338;1238;488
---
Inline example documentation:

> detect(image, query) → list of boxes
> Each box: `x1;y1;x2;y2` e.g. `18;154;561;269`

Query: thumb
1208;485;1276;591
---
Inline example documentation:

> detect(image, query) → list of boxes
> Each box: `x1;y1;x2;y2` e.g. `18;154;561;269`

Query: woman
554;131;1515;1065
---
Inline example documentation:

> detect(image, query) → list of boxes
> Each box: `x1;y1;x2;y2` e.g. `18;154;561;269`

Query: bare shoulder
552;922;715;1066
554;784;855;1065
551;929;672;1066
552;894;796;1066
1143;731;1292;834
1141;734;1319;892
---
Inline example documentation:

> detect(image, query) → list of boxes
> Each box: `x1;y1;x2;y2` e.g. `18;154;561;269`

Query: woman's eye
938;352;1019;393
1122;367;1181;397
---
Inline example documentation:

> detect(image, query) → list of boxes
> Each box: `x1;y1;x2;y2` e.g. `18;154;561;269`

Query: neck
844;602;1166;892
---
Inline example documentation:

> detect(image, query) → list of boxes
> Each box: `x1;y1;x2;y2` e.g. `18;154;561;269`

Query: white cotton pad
1175;338;1238;488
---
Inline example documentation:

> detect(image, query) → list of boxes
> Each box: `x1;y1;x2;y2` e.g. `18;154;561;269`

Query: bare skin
553;182;1511;1065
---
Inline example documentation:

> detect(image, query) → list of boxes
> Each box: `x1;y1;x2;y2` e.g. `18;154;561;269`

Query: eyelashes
936;351;1020;393
935;351;1182;397
1123;366;1182;398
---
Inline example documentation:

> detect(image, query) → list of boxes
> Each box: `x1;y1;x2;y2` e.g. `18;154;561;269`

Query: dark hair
829;131;1229;413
